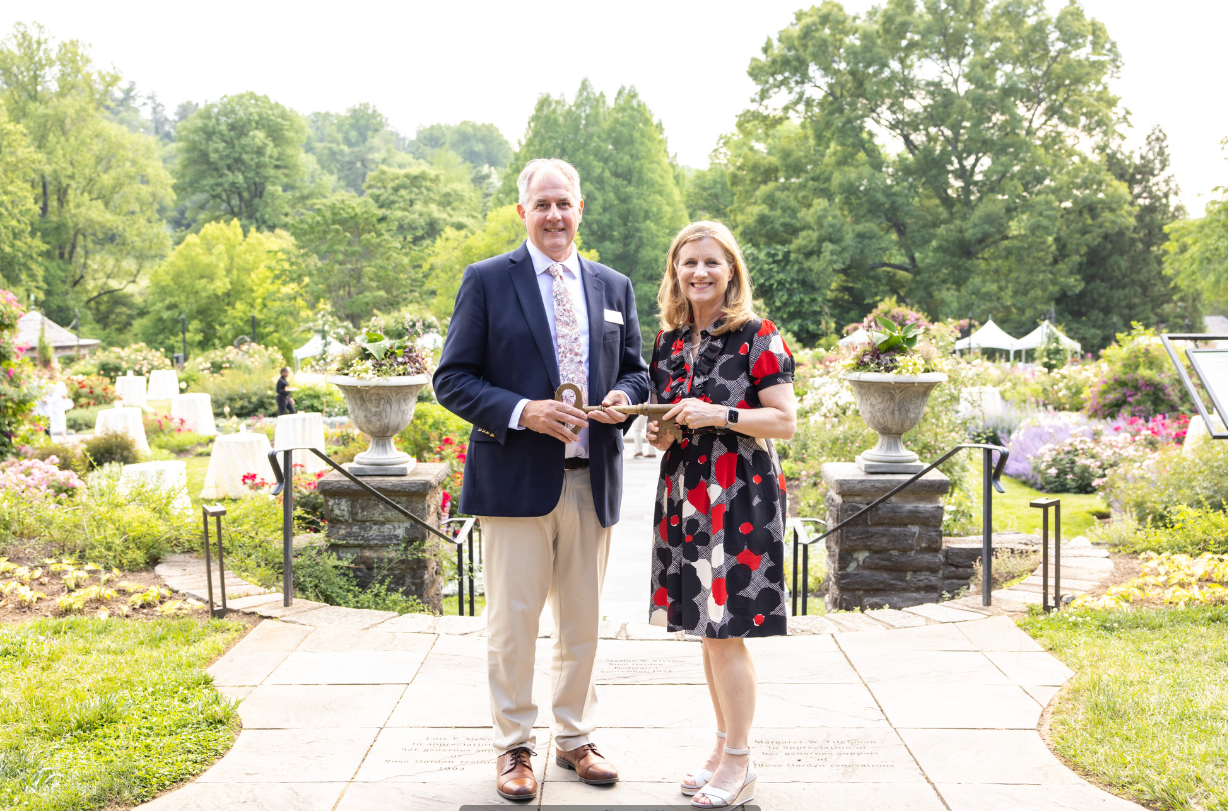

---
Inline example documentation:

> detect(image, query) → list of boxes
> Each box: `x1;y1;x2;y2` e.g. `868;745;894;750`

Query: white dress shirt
509;239;591;458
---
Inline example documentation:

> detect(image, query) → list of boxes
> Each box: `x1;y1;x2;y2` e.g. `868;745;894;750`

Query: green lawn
0;616;247;811
972;455;1105;538
1019;606;1228;811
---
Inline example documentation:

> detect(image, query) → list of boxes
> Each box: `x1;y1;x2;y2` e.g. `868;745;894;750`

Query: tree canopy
712;0;1160;343
502;80;688;351
175;92;310;232
137;220;305;358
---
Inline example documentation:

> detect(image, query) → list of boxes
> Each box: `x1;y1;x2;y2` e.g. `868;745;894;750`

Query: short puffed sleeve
747;319;794;391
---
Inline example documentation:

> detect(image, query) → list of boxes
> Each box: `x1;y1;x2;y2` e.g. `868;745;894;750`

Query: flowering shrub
1032;430;1154;494
1003;412;1093;484
1000;361;1102;413
1112;414;1189;444
1084;325;1188;420
425;436;467;515
0;457;86;502
0;288;38;458
1102;441;1228;525
65;373;116;409
191;343;284;375
85;342;173;378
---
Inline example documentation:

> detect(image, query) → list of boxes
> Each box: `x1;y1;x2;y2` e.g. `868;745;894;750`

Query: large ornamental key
553;383;682;444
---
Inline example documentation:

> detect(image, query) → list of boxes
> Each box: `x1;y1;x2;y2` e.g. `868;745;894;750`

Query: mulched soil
0;542;209;624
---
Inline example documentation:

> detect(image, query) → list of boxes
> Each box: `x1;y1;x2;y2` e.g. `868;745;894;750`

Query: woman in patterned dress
645;221;797;808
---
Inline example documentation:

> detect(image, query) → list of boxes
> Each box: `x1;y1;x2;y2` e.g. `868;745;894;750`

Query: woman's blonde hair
657;221;756;335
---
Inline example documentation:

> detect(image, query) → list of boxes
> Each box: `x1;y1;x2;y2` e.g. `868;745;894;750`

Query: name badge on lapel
604;309;624;325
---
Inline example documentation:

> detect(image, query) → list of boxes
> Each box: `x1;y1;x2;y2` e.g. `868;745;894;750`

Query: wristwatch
726;408;739;426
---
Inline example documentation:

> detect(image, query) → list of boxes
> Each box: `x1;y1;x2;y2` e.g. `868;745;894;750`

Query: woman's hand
662;399;728;430
645;419;674;452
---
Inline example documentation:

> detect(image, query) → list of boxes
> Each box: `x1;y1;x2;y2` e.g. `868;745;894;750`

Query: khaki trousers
481;467;612;755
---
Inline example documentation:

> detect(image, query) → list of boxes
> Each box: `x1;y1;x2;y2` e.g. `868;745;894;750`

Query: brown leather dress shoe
496;746;537;801
555;743;619;785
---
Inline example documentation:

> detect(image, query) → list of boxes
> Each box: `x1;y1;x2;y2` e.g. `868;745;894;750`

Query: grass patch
1019;606;1228;811
0;616;247;811
974;465;1104;538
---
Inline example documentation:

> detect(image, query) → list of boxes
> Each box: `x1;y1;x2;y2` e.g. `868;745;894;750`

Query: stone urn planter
327;374;429;476
842;371;948;473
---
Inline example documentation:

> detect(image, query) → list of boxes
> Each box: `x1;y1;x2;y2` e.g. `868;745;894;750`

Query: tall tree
409;121;513;169
728;0;1131;341
137;219;305;357
0;104;42;295
1164;137;1228;314
501;80;689;351
364;163;481;247
306;103;410;195
175;92;309;231
289;192;409;327
1056;127;1194;352
0;23;172;327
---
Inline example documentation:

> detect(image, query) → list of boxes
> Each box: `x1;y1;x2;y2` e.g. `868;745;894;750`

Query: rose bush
0;456;86;502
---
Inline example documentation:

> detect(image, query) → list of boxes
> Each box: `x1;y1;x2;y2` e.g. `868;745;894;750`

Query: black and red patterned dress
648;317;795;638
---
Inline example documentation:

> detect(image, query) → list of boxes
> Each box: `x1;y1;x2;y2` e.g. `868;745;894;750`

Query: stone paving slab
281;605;398;630
135;782;346;810
237;684;405;729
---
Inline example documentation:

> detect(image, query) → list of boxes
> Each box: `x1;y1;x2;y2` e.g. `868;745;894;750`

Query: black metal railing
1031;497;1062;612
789;517;826;617
789;443;1008;614
268;447;481;615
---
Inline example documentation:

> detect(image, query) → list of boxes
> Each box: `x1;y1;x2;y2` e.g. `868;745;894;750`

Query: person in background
631;414;657;458
276;367;296;415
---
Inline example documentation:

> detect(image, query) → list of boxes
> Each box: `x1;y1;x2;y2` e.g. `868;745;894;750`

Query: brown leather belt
564;458;590;470
680;426;732;436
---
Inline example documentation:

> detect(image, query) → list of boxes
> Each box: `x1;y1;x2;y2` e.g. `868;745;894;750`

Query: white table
147;369;181;401
200;433;275;499
171;393;217;436
94;406;150;455
120;461;191;514
273;412;328;474
115;373;147;410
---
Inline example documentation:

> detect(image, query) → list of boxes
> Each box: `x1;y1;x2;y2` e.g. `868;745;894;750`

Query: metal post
251;315;257;345
283;449;294;606
456;543;465;616
982;447;993;606
1042;505;1050;613
801;542;809;616
180;315;187;361
1054;501;1062;610
203;505;228;618
468;531;475;617
202;507;215;613
791;523;799;617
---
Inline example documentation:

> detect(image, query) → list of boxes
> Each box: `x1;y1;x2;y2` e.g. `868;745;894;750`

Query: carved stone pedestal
821;462;955;611
317;463;449;614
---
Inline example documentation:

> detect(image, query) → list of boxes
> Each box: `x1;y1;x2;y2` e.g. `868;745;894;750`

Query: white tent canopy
954;319;1021;359
1015;320;1081;357
293;333;348;369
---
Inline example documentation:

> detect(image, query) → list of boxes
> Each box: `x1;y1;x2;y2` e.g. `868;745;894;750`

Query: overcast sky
4;0;1226;215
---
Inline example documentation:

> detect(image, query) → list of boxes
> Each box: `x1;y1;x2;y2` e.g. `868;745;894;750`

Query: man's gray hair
517;158;582;207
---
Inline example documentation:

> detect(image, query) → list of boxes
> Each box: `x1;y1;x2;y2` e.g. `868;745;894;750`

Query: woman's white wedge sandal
690;745;756;809
680;731;725;796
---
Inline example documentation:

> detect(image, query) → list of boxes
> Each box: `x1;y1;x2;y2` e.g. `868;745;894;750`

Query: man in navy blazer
433;158;649;801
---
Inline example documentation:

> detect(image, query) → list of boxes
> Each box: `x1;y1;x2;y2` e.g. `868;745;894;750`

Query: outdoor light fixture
1160;333;1228;440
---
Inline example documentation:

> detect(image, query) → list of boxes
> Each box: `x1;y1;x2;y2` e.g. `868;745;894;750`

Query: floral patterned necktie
549;263;587;407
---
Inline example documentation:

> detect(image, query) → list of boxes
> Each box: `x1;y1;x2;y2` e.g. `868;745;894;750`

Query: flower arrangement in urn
325;318;435;475
841;314;948;473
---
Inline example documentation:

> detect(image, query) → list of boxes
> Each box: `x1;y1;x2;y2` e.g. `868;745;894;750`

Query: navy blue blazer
433;242;650;527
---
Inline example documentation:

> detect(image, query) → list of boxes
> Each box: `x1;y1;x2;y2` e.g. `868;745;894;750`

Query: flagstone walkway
140;457;1141;810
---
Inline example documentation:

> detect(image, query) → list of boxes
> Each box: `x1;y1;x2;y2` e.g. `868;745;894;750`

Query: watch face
727;408;738;424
